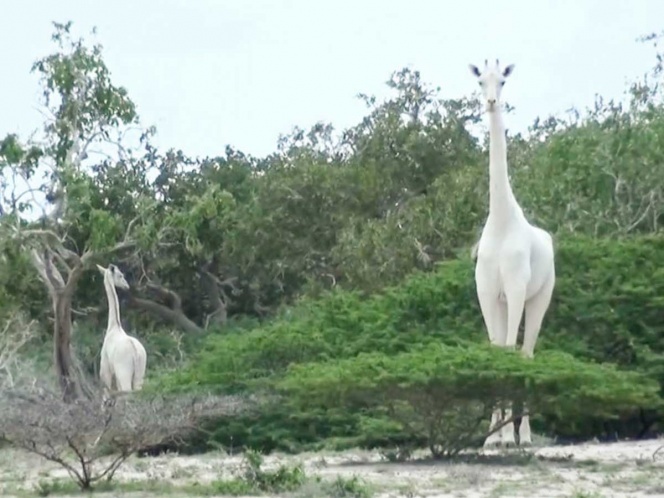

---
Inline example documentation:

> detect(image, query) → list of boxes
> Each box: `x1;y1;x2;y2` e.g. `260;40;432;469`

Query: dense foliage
1;22;664;457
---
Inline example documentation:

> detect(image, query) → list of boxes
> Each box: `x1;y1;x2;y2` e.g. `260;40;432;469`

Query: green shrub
177;450;306;496
240;449;306;492
322;475;373;498
158;259;482;395
279;344;661;457
157;235;664;452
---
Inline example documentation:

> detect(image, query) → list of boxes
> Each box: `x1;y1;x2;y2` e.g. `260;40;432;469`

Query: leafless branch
51;248;73;274
625;190;656;233
128;286;203;335
653;444;664;461
322;273;337;287
414;238;432;266
13;227;62;245
199;269;239;329
0;313;38;389
0;381;256;490
124;216;140;242
30;249;66;296
43;248;61;286
145;281;183;310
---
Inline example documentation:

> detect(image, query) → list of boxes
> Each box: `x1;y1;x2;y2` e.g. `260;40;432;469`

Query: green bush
158;258;482;394
157;235;664;452
279;344;661;457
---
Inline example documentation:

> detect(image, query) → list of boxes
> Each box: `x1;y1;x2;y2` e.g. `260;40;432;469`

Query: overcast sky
1;0;663;159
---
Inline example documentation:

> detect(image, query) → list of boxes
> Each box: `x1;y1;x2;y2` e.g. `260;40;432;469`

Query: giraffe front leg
502;406;517;448
518;410;533;446
483;407;504;449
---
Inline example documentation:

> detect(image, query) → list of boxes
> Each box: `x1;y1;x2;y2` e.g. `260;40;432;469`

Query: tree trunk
200;270;228;327
53;291;78;402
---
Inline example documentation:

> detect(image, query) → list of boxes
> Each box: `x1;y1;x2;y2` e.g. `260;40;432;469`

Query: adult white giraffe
97;264;147;393
469;60;556;448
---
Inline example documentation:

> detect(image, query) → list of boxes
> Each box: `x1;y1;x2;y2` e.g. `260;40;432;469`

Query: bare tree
0;382;253;491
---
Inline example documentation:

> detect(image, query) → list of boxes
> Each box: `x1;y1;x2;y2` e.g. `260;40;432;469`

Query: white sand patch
0;438;662;497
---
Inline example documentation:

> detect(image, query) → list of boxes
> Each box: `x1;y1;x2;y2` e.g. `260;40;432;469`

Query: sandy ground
1;438;663;497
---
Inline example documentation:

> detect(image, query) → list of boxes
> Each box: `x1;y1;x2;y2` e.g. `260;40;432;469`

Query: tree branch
80;239;137;267
30;248;66;295
127;293;202;334
0;313;37;389
199;270;233;328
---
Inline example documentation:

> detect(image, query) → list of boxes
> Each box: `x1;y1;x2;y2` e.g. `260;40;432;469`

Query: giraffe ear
96;264;106;274
469;64;481;77
503;64;515;77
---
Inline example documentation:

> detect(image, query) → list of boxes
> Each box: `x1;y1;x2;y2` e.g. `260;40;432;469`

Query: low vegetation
25;449;373;497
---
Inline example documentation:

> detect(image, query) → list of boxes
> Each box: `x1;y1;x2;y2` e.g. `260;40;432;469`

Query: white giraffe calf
97;264;147;393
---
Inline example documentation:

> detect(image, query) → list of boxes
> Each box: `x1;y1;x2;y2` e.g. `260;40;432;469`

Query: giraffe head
97;263;130;290
469;59;514;112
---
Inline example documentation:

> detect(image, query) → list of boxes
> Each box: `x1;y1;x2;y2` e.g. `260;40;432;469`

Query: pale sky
1;0;663;160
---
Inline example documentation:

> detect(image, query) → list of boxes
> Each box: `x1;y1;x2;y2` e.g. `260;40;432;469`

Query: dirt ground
1;438;663;497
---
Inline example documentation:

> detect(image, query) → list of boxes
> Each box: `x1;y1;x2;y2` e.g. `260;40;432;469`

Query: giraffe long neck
103;276;124;334
488;107;518;223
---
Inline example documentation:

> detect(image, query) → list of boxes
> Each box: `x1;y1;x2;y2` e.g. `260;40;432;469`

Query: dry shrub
0;312;38;389
0;382;254;490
